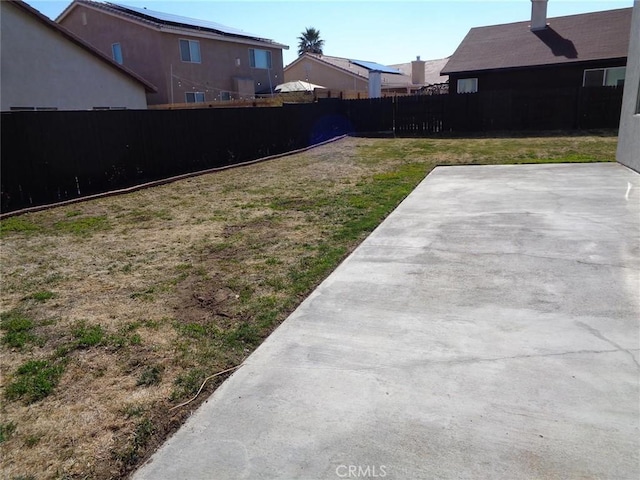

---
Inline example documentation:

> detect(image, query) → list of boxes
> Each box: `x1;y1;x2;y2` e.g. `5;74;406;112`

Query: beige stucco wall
285;59;368;92
617;1;640;173
60;5;285;104
0;2;147;111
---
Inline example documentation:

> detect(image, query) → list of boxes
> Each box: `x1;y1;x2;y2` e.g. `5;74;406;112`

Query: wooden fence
341;85;624;134
1;86;623;213
0;101;348;212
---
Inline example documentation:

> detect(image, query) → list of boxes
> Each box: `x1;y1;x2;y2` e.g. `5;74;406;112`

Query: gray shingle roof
390;57;450;85
442;8;632;75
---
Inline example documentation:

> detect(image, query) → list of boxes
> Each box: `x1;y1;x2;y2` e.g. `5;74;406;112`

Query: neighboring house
285;53;436;95
617;0;640;173
57;1;288;105
390;56;450;91
441;1;632;94
0;0;155;111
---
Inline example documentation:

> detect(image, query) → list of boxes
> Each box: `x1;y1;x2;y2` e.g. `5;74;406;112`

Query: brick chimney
531;0;548;31
411;56;426;85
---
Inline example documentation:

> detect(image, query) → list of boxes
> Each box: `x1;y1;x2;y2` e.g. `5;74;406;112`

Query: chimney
411;55;426;85
368;71;382;98
530;0;548;31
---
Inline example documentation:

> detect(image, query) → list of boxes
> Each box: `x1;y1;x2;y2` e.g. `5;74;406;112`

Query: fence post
392;95;396;137
575;87;582;129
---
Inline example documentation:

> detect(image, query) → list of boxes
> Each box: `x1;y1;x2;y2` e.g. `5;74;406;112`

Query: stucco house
57;1;289;105
616;0;639;173
441;1;632;94
0;0;155;111
390;56;450;91
284;53;447;96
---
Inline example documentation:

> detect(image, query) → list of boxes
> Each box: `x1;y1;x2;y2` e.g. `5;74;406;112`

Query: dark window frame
185;91;205;103
179;39;201;63
249;48;272;69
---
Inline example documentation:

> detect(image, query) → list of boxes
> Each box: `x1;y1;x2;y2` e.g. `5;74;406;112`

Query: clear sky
25;0;632;66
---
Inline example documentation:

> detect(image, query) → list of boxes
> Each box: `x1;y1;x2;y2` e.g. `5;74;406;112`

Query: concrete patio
134;162;639;480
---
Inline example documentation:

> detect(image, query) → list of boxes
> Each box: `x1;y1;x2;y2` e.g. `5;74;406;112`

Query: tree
297;27;324;56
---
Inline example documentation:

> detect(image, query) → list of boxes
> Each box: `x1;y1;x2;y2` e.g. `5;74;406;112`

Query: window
249;49;272;69
220;91;231;101
179;39;201;63
457;78;478;93
185;92;205;103
605;67;626;87
112;43;123;64
583;69;604;87
583;67;626;87
10;107;58;111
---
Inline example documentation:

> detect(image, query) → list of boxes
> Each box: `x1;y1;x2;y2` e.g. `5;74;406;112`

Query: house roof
8;0;156;92
390;57;450;85
348;59;402;75
58;1;288;49
285;53;407;86
442;8;632;75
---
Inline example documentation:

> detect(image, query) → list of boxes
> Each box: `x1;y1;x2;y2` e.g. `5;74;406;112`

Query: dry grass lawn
0;134;617;479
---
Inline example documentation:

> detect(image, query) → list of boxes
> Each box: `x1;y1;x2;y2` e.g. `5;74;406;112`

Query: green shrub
136;366;163;387
0;217;40;237
72;321;104;348
27;291;56;302
0;422;17;443
53;215;110;236
170;369;206;401
5;360;65;404
1;310;36;349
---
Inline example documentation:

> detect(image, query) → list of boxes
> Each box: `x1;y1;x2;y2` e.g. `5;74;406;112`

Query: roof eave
442;56;629;76
61;0;287;50
287;53;369;81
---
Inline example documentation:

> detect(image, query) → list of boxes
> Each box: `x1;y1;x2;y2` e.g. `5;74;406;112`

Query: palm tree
297;27;324;56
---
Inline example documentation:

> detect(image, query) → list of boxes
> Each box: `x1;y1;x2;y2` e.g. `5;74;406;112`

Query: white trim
457;77;478;93
583;66;627;87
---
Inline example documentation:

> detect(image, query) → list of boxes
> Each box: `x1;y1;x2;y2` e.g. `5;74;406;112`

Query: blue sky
26;0;632;66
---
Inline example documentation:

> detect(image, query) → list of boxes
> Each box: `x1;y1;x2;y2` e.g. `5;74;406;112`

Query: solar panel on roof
349;59;402;74
108;2;268;41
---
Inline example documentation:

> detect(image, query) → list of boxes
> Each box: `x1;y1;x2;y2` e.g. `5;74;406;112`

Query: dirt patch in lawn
0;134;617;479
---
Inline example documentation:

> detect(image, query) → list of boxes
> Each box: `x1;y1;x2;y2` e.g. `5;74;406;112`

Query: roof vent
530;0;548;31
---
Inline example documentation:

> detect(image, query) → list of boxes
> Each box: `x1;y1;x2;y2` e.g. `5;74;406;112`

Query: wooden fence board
1;86;623;212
